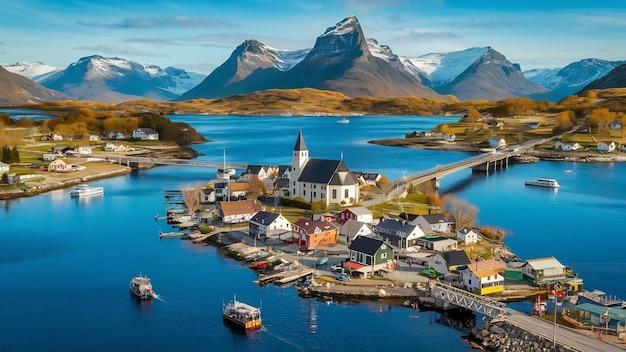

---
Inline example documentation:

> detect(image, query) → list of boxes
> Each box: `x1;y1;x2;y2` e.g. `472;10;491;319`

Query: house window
313;192;316;198
303;190;306;196
313;185;316;189
344;189;349;198
381;253;387;259
293;181;295;186
332;190;337;199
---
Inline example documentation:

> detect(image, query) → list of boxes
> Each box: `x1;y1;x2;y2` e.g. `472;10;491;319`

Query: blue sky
2;0;626;74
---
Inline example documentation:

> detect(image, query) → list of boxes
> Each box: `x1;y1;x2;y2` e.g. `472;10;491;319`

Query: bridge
110;155;247;170
383;136;557;200
431;282;624;352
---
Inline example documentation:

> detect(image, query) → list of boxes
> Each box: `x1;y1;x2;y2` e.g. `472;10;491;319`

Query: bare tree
442;194;479;230
181;183;202;215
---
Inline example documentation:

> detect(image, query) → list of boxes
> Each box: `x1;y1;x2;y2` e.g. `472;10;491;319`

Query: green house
345;236;395;278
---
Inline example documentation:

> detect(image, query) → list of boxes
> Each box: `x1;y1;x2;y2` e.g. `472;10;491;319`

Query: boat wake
152;293;165;302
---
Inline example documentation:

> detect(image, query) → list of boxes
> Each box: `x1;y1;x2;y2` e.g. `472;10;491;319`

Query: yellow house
462;267;504;295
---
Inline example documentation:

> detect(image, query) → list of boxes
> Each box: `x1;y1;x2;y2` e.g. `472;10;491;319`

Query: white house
239;165;272;182
427;250;471;276
132;128;159;140
554;141;580;151
0;162;9;173
457;227;479;244
52;134;63;141
488;136;506;149
417;235;458;251
89;134;100;141
104;142;133;152
108;131;126;140
461;267;504;295
340;219;373;244
73;146;92;156
200;188;215;204
337;207;373;224
290;131;360;206
410;214;456;234
521;257;568;284
216;199;263;224
597;141;616;152
47;159;73;172
249;211;292;239
373;218;425;249
609;120;622;130
444;133;456;142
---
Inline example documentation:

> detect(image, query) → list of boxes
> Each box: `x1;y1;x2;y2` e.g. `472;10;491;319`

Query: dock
257;268;314;285
159;230;185;238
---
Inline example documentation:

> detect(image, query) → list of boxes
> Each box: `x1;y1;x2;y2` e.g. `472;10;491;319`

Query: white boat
222;294;262;330
70;184;104;197
216;149;236;180
129;275;154;299
524;178;559;188
337;117;350;124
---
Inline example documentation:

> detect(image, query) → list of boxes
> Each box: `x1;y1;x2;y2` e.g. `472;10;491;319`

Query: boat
216;149;236;180
577;289;624;307
222;294;262;330
129;275;154;299
314;250;328;265
70;184;104;197
524;178;560;188
337;117;350;124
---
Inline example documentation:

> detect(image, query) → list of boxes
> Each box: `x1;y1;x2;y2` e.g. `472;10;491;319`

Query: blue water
1;114;624;351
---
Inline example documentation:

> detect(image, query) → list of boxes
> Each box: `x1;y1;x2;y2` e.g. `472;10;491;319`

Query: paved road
505;308;625;351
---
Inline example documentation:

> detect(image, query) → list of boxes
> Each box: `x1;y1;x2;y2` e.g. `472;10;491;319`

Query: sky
2;0;626;75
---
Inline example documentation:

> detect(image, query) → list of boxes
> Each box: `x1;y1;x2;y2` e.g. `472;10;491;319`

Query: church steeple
291;130;309;197
293;129;308;152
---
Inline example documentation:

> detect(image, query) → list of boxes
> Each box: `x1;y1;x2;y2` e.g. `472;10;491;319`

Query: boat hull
222;314;262;330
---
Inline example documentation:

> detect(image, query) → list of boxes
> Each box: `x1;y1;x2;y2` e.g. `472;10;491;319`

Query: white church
290;131;360;206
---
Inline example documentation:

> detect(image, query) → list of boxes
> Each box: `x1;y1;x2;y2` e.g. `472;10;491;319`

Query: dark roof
274;178;290;188
441;250;471;266
293;130;307;151
374;218;418;239
243;165;264;174
420;214;456;224
277;165;290;176
299;159;358;185
293;218;338;234
348;236;385;255
250;211;280;225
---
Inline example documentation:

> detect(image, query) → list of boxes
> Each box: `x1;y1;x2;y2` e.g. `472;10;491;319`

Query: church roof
293;130;308;151
299;159;358;185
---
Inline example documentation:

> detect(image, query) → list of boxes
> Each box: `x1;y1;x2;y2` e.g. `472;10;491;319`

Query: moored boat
337;117;350;124
70;184;104;197
129;275;154;299
524;178;560;188
222;294;262;330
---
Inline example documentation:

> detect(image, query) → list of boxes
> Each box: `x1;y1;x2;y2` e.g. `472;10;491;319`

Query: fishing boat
222;294;262;330
129;275;154;299
70;184;104;197
337;117;350;124
524;178;560;188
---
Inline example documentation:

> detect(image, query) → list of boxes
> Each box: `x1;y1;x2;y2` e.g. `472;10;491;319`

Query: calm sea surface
1;114;624;351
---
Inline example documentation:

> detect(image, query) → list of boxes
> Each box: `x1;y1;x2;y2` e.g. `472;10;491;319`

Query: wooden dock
256;268;314;285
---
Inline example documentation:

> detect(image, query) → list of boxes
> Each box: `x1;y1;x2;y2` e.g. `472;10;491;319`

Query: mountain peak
321;16;360;37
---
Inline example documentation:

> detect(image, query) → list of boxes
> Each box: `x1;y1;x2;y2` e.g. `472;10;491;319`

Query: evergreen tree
1;172;7;184
1;145;10;163
11;146;19;163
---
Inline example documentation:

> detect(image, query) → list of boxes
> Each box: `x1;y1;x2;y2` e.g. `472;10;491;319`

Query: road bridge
111;156;247;170
383;136;557;200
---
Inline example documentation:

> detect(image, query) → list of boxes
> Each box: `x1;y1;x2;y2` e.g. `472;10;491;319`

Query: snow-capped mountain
38;56;204;103
524;58;626;101
182;16;439;100
404;47;490;87
0;65;70;106
577;63;626;95
1;61;61;82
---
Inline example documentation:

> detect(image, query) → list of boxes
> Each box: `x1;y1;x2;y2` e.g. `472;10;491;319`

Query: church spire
293;129;308;151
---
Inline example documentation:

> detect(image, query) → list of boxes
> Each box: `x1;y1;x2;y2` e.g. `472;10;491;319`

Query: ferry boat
222;294;262;330
70;184;104;197
524;178;560;188
337;117;350;124
129;275;154;299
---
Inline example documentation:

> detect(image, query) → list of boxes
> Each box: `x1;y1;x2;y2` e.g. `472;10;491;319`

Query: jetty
159;230;185;238
257;268;315;285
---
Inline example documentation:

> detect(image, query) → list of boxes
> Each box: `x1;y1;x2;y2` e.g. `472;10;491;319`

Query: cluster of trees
1;145;20;164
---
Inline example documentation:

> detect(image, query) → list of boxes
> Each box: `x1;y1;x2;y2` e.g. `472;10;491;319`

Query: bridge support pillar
430;177;440;191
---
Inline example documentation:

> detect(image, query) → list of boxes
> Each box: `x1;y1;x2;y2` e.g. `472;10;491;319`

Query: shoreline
367;138;626;162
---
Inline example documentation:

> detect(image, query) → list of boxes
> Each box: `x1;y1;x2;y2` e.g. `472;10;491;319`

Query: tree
181;183;202;216
11;146;19;163
376;175;390;189
248;175;267;196
442;194;479;229
465;109;482;122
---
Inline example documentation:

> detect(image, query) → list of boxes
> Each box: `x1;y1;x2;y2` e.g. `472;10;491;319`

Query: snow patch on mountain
321;15;359;37
406;47;490;86
524;58;626;90
1;61;61;81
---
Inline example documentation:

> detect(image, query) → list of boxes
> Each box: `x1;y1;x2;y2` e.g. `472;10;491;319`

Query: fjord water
1;115;624;351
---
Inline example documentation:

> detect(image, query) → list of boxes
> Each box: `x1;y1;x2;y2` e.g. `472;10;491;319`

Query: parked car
330;264;344;273
335;273;351;282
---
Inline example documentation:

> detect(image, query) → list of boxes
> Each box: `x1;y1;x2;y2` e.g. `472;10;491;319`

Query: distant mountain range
2;16;626;105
